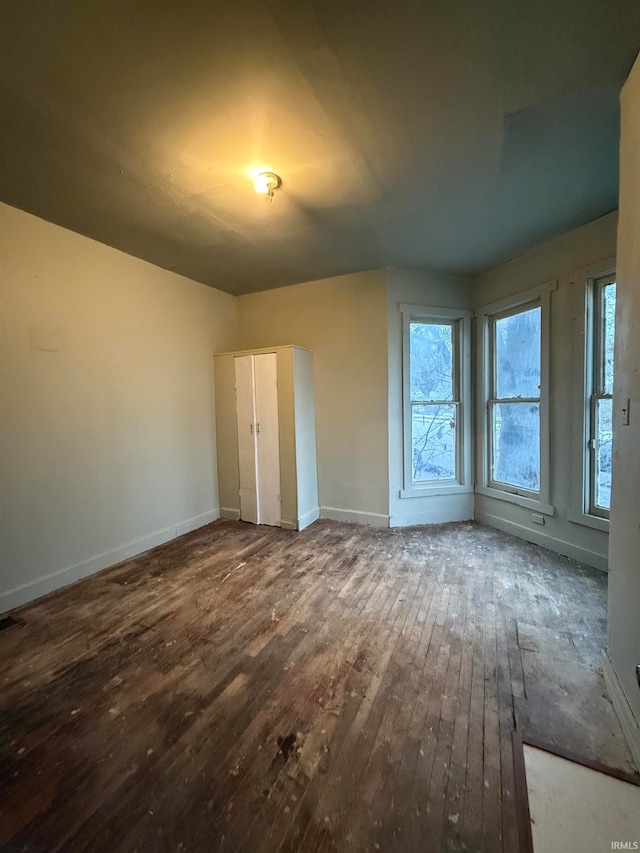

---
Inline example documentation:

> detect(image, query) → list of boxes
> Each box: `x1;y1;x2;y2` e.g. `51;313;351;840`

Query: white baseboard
175;510;218;537
220;507;319;532
320;506;390;528
219;507;241;521
0;509;219;613
603;653;640;771
298;507;320;531
475;510;608;572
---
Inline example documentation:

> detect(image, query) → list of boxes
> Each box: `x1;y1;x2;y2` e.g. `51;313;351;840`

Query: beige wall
0;203;238;610
473;212;619;306
472;211;619;569
238;270;389;523
608;55;640;737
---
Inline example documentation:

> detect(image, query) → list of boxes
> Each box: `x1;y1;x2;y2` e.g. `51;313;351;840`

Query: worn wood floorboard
0;519;635;852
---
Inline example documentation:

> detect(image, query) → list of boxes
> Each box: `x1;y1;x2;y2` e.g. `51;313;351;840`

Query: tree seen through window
491;305;541;492
409;321;457;482
592;280;616;511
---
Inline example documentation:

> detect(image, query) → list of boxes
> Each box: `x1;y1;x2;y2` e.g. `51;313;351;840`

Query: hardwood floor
0;520;635;852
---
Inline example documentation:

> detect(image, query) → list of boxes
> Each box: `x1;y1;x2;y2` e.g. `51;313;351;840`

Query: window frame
476;280;556;516
400;304;472;498
568;260;616;532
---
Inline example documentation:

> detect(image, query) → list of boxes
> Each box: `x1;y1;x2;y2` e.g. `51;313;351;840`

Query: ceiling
1;1;639;295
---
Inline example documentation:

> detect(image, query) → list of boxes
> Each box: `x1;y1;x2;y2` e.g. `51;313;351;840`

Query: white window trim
400;304;473;498
475;280;557;517
567;258;615;533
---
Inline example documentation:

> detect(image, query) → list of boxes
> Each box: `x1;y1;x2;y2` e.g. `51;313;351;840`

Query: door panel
254;353;281;527
234;355;258;524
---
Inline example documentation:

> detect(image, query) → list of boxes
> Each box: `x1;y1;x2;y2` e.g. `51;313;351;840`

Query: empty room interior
1;2;640;851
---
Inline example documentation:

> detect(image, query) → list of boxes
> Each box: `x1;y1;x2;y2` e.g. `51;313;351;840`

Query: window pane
412;403;456;481
595;397;613;509
492;402;540;491
410;322;453;401
602;282;616;395
495;306;541;399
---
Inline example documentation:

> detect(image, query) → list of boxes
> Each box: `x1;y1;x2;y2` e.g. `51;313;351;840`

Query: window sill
475;484;555;516
400;484;473;499
567;509;609;533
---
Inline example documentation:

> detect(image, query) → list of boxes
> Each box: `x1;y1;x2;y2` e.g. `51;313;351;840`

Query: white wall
387;268;474;526
607;54;640;750
238;270;390;526
0;203;238;610
472;211;619;570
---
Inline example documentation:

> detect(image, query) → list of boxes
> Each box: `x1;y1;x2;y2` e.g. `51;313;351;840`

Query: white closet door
254;353;281;526
234;355;259;524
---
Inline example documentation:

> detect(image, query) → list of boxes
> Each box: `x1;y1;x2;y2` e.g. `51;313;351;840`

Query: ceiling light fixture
254;171;281;203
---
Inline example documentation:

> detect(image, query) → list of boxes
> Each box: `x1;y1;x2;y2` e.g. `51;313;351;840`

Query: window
589;276;616;514
409;320;458;482
569;263;616;531
489;304;542;493
476;280;555;515
401;305;472;496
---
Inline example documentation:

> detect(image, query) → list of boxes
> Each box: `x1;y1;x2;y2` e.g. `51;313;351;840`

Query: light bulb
253;171;281;201
254;173;273;194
